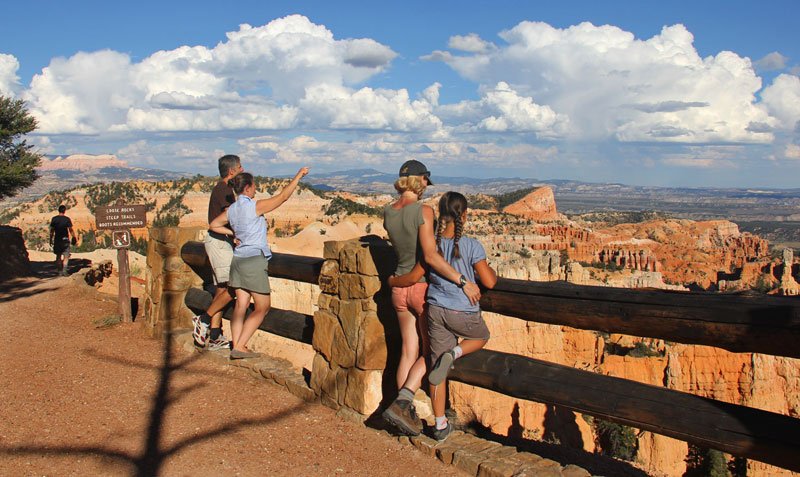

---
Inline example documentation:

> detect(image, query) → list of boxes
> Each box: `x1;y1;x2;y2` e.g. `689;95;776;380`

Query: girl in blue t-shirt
426;191;497;440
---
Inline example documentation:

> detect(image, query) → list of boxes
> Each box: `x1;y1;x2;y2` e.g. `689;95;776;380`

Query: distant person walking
209;167;310;359
192;155;243;352
49;205;76;276
381;160;481;436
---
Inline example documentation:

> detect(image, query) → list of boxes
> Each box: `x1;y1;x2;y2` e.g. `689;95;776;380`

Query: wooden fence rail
450;349;800;472
482;279;800;360
183;287;313;344
180;241;800;471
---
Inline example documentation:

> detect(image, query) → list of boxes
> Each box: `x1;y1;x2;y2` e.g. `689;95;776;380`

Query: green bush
324;197;381;217
0;207;20;224
628;341;661;358
516;247;532;258
495;188;535;209
84;182;144;213
42;188;77;212
752;274;775;294
152;213;181;227
594;419;637;461
685;445;731;477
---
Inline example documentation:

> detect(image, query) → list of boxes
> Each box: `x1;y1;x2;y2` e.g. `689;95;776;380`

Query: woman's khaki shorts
229;254;271;295
427;304;490;363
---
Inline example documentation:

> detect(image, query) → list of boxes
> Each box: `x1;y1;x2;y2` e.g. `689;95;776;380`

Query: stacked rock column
143;227;205;338
310;237;394;417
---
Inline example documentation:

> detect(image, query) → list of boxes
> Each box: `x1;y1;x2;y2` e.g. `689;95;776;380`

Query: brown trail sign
94;201;147;322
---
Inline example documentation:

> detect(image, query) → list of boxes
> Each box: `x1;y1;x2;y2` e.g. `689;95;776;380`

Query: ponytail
230;172;254;195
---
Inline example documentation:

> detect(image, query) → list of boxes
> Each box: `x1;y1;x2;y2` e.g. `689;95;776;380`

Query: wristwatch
457;275;467;288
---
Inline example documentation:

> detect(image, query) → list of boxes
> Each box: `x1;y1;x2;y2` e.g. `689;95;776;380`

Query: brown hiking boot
382;399;421;436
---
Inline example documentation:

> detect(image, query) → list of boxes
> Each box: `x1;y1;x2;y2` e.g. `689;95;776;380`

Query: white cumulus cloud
23;50;136;134
448;34;495;53
0;54;20;96
425;21;776;144
754;52;789;71
785;143;800;160
298;83;442;133
761;74;800;131
19;15;417;136
436;82;568;136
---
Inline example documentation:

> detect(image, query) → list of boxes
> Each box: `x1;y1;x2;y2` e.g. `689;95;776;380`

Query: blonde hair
393;175;427;197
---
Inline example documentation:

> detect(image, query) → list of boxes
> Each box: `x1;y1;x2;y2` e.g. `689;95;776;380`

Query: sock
397;387;415;402
209;327;222;340
435;416;448;430
453;345;463;359
200;313;212;325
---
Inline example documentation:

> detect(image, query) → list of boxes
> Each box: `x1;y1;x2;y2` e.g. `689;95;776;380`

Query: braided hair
435;191;468;260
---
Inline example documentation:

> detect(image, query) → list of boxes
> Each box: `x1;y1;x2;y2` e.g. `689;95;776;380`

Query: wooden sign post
95;201;147;323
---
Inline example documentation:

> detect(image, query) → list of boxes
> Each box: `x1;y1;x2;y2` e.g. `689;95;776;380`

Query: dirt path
0;267;462;476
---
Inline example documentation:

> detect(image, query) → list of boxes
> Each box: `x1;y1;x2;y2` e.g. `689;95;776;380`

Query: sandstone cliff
502;186;563;222
39;154;127;171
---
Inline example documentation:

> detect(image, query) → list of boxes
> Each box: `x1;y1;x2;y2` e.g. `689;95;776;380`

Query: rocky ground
0;261;462;476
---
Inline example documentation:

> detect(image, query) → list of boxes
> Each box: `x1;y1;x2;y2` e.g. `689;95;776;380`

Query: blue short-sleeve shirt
426;236;486;312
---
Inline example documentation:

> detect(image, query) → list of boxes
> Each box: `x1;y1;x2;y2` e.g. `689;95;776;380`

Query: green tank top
383;202;426;281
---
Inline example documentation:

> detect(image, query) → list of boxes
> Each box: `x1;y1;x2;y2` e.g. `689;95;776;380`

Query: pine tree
0;95;42;199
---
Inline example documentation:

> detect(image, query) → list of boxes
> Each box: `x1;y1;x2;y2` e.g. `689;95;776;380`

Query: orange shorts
391;281;428;317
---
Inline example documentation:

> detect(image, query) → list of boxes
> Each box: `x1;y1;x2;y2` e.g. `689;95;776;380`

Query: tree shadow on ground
0;259;94;303
0;329;309;477
0;277;56;302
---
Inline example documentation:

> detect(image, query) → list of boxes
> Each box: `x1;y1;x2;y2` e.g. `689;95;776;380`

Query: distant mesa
502;186;561;222
38;154;127;172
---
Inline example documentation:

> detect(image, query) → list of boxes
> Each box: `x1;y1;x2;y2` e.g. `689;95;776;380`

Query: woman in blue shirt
210;167;310;359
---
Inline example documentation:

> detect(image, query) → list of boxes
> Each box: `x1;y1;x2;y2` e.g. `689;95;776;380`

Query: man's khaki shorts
204;233;234;285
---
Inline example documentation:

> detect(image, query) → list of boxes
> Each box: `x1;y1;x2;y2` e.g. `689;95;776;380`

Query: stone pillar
780;248;800;296
311;236;396;417
0;225;30;281
142;227;205;338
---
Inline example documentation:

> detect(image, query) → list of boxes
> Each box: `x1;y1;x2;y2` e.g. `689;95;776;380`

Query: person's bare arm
209;210;234;238
473;259;497;289
388;262;426;288
254;167;310;216
419;205;481;305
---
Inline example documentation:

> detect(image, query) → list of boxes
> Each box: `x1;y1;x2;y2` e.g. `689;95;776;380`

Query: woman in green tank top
381;160;482;437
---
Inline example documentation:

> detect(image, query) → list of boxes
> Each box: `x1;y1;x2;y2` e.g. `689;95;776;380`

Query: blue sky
1;1;799;188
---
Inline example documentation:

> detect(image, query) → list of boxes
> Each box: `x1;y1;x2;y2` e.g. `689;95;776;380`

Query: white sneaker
191;315;209;348
207;334;231;351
